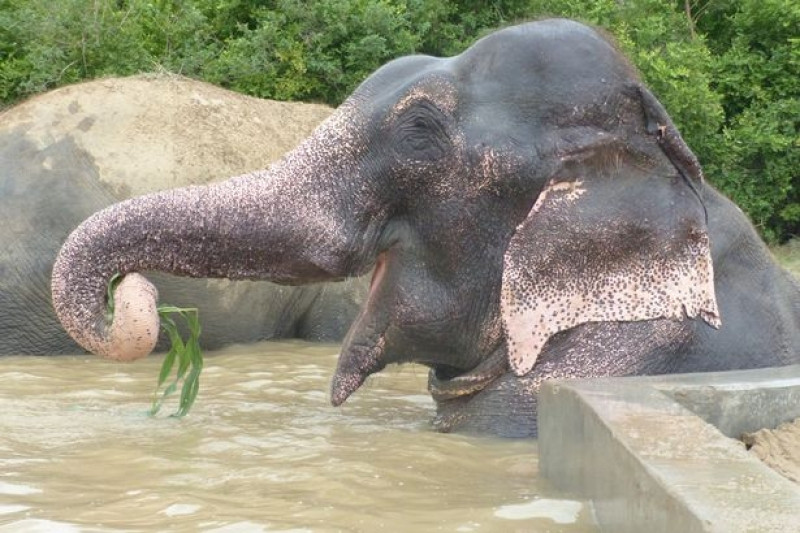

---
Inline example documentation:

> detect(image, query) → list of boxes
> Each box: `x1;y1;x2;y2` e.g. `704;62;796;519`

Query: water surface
0;341;595;531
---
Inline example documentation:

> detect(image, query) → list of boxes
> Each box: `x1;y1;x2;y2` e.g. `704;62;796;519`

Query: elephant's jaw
330;335;387;406
330;252;390;406
427;344;508;401
329;249;504;407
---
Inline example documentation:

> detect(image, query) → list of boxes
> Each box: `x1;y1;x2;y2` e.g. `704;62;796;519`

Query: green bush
201;0;530;103
698;0;799;241
0;0;217;102
0;0;796;241
203;0;422;102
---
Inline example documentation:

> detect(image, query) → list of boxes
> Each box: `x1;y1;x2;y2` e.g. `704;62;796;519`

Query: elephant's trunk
52;104;378;359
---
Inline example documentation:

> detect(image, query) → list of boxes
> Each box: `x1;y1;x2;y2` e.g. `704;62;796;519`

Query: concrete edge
539;365;800;533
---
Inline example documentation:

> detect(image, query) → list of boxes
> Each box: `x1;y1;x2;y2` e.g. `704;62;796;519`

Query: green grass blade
156;346;177;392
149;346;178;415
157;305;197;315
173;320;204;418
175;347;191;382
105;272;122;322
148;313;187;416
148;305;204;418
175;364;202;417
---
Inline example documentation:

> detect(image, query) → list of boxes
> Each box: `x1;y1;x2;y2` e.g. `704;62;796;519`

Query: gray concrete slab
539;365;800;533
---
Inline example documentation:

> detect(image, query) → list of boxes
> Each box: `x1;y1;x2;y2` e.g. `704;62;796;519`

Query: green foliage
202;0;528;102
698;0;799;240
407;0;530;57
0;0;217;104
204;0;422;102
151;305;204;418
1;0;796;241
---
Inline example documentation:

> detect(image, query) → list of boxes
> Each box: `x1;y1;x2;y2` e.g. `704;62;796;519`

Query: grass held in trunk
107;273;204;417
151;305;203;417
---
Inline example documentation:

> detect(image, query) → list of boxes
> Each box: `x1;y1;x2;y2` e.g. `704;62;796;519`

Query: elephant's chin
103;273;160;361
330;337;387;406
330;367;367;407
329;253;389;406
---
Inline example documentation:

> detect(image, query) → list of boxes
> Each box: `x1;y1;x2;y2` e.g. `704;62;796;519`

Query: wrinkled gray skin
0;105;363;356
53;20;800;435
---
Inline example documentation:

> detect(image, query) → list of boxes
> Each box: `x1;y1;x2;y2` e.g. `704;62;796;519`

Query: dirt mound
743;417;800;484
1;73;333;196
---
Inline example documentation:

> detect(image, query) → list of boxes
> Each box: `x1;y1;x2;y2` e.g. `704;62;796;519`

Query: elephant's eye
394;103;450;162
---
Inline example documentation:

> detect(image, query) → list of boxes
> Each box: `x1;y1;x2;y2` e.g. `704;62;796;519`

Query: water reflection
0;341;595;531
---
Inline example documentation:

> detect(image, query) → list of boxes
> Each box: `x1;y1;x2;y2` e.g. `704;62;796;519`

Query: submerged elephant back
0;75;365;355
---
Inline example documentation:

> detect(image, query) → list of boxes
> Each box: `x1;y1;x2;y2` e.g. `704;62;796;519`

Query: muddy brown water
0;341;596;532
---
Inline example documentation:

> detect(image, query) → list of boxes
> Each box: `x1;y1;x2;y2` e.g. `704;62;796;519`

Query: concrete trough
539;365;800;532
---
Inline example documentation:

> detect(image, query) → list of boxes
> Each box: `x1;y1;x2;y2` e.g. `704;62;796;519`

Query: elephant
0;75;365;355
51;19;800;436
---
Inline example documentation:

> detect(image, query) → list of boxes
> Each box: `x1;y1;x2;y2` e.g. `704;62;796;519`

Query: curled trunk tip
52;265;160;361
104;273;160;361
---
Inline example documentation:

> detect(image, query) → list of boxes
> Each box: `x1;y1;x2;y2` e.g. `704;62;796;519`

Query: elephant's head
52;20;719;418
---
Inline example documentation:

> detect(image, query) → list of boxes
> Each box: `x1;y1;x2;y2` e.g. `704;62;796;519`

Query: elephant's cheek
105;273;160;362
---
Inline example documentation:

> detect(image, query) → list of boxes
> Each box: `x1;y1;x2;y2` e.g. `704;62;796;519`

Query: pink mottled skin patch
501;175;720;377
104;273;159;361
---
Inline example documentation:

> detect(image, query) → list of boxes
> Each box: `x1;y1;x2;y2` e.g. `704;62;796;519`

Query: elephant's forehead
353;55;455;111
453;21;635;121
353;19;633;118
458;19;626;77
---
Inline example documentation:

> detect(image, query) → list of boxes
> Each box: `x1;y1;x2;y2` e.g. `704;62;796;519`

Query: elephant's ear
501;121;721;377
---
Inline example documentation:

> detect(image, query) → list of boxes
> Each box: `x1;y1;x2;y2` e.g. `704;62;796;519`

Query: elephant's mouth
332;240;509;407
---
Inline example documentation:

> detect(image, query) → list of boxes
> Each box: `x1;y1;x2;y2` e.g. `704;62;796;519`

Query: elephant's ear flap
501;172;721;377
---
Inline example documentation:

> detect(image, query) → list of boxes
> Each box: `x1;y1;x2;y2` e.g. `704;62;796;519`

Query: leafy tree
0;0;216;104
202;0;529;103
697;0;799;240
204;0;422;102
